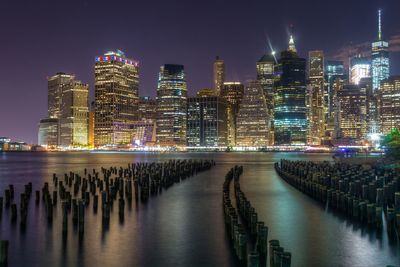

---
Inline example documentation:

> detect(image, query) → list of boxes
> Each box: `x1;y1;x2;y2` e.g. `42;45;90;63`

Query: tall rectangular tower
372;9;390;92
156;64;187;147
94;50;139;146
59;81;89;147
308;51;325;145
213;56;225;96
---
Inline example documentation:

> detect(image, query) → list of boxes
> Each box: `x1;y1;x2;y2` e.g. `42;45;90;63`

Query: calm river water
0;152;399;267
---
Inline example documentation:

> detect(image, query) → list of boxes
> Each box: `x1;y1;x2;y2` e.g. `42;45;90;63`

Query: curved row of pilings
223;166;291;267
275;160;400;267
0;159;215;265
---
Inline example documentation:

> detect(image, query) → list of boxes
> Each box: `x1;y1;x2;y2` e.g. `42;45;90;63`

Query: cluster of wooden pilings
223;166;291;267
275;160;400;240
0;159;215;265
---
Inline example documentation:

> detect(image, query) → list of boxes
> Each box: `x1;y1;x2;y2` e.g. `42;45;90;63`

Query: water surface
0;152;399;267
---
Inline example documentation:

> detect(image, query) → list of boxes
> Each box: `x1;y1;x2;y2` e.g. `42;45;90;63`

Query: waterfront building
59;81;89;147
94;50;139;146
236;80;270;147
130;121;156;146
187;96;227;147
139;96;157;122
325;60;345;118
350;56;371;85
274;36;308;145
359;78;378;135
48;73;75;119
213;56;225;95
39;73;89;147
156;64;187;147
197;88;216;97
371;9;390;92
88;108;95;147
220;82;244;146
308;50;325;145
337;84;367;141
38;118;59;147
377;76;400;135
256;52;275;143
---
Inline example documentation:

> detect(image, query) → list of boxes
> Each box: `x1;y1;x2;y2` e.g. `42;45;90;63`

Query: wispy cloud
330;33;400;64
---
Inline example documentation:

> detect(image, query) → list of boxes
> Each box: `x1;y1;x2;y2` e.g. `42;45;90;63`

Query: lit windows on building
220;82;244;146
377;77;400;135
156;64;187;147
213;57;225;96
60;81;89;147
274;36;308;145
187;96;227;147
350;57;371;85
308;50;325;145
236;81;270;147
38;118;59;147
256;53;275;143
337;84;367;141
371;9;390;92
325;60;345;118
94;50;139;146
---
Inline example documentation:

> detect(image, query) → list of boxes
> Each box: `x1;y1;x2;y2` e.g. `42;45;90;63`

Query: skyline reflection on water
0;152;399;267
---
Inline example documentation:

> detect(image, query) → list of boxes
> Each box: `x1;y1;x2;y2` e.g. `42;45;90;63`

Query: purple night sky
1;0;400;143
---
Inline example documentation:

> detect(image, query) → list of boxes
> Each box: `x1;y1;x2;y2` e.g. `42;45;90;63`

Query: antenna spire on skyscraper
378;9;382;41
288;35;297;53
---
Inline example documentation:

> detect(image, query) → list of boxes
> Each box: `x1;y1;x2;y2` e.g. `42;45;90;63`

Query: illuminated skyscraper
94;50;139;146
39;73;88;147
213;56;225;95
48;73;75;119
274;36;308;145
197;88;216;97
88;110;95;147
236;81;270;147
187;96;227;147
220;82;244;146
38;118;59;147
337;84;367;140
325;60;345;117
308;51;325;145
377;76;400;135
256;52;275;143
350;56;371;85
156;64;187;147
59;81;89;147
138;96;157;122
371;9;390;92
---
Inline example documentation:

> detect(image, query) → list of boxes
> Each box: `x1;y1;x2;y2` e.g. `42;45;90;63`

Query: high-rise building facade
94;50;139;146
156;64;187;147
236;81;270;147
377;77;400;135
256;53;275;143
38;118;59;147
138;96;157;122
39;73;89;147
325;60;345;118
371;9;390;92
337;84;367;140
308;51;325;145
187;96;227;147
48;73;75;119
350;56;371;85
59;81;89;147
274;36;308;145
213;56;225;95
220;82;244;146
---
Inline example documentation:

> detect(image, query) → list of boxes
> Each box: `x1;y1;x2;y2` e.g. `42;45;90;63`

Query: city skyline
1;0;400;142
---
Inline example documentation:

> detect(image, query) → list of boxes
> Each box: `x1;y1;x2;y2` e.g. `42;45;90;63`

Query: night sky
1;0;400;143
